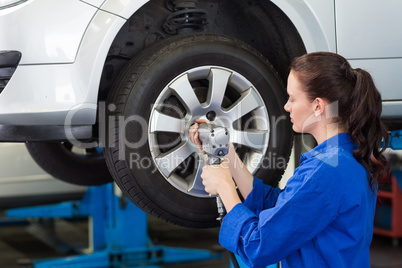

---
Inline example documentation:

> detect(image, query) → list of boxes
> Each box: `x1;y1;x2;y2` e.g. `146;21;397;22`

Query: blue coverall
219;133;377;267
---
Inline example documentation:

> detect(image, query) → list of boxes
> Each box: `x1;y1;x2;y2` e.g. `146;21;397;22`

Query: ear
313;98;326;116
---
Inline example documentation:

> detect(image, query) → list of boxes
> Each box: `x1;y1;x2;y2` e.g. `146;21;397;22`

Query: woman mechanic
189;52;389;267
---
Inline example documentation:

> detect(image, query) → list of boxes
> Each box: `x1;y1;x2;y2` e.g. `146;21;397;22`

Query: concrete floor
0;216;229;268
0;216;401;268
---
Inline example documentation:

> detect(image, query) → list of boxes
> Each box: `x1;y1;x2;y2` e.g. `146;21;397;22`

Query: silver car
0;0;401;228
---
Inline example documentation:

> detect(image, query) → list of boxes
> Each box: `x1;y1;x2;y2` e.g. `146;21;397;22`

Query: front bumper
0;0;126;134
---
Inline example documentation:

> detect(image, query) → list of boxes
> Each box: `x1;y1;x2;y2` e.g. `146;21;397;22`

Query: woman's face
284;71;316;133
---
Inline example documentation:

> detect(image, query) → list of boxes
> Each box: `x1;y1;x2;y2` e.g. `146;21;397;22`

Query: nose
284;100;290;112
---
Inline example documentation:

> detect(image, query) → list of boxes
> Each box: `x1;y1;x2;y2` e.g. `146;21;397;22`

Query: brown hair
290;52;389;190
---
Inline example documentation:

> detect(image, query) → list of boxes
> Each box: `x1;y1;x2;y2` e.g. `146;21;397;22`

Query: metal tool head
197;123;230;158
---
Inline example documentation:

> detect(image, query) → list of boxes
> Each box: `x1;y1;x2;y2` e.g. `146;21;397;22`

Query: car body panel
82;0;106;8
0;0;400;127
100;0;149;19
349;58;402;102
335;0;402;59
336;0;402;102
0;0;96;64
0;4;126;125
272;0;402;114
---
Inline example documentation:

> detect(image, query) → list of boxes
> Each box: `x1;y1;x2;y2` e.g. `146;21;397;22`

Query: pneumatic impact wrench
197;123;230;221
198;123;241;268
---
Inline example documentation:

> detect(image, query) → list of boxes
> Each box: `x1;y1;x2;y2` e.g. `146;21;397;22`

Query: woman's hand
201;160;235;195
202;160;241;212
189;119;210;154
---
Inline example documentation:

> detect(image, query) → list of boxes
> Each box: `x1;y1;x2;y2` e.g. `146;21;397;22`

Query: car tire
26;142;113;186
104;33;293;228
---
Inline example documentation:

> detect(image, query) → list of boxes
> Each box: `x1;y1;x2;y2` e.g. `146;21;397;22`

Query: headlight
0;0;27;9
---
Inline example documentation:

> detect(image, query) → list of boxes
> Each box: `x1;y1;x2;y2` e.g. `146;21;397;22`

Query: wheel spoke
150;110;185;134
232;129;268;152
170;74;203;114
187;155;207;195
155;141;193;178
244;151;265;171
207;68;231;109
225;88;264;121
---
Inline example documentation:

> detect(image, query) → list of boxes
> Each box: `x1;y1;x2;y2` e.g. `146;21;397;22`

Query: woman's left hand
202;160;241;213
201;160;235;196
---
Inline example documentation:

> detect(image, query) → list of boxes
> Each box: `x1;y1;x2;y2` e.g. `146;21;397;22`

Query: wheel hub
206;110;216;121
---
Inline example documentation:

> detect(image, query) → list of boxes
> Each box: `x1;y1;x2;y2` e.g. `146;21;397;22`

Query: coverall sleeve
219;161;339;267
242;177;282;215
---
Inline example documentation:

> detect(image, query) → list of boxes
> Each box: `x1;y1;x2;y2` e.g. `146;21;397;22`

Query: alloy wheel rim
148;66;270;197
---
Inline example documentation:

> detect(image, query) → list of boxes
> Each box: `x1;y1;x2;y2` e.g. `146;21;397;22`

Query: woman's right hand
189;118;210;154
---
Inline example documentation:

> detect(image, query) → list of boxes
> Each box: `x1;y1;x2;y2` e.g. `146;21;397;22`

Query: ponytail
290;52;389;190
348;69;389;190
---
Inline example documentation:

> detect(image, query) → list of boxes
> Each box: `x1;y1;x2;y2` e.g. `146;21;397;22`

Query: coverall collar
300;133;354;162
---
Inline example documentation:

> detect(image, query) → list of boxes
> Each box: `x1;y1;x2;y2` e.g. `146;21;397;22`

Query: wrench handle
216;196;225;221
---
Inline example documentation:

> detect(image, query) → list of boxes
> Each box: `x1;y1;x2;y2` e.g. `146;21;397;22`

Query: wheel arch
99;0;150;19
270;0;336;53
204;0;308;83
69;0;152;118
97;0;310;102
